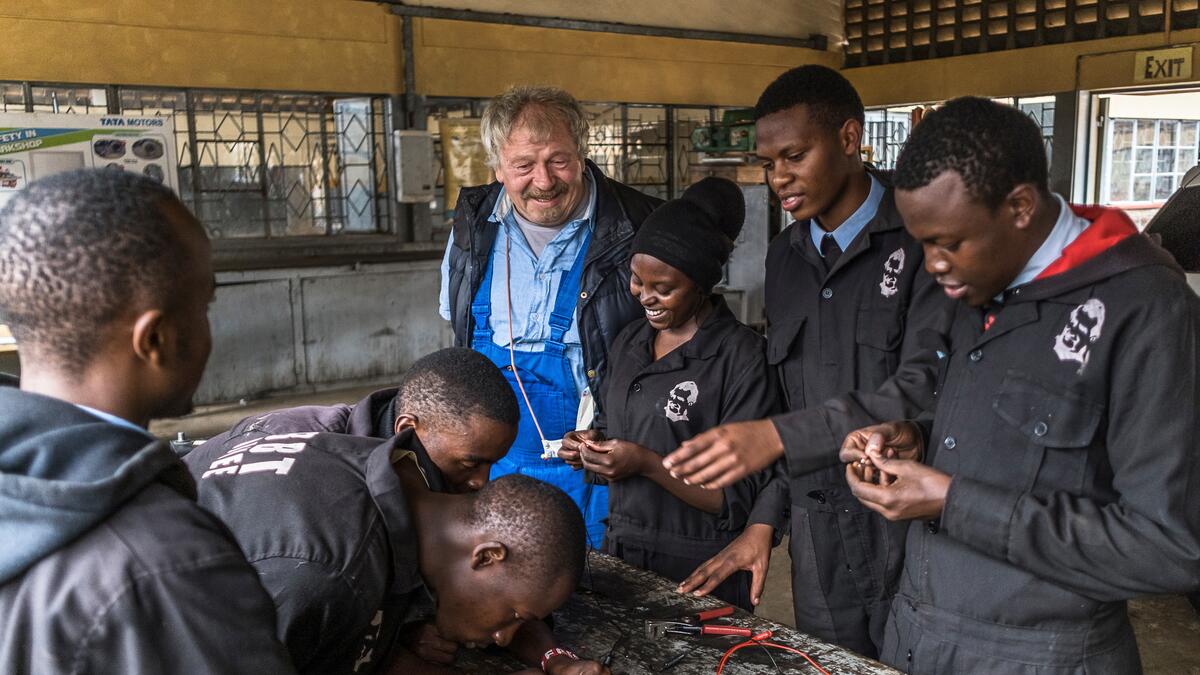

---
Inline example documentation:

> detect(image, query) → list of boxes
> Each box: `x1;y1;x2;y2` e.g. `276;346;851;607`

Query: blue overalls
470;227;608;548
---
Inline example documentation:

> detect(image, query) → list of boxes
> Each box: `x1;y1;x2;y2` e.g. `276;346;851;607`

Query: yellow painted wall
404;0;843;43
3;0;1199;107
846;29;1200;106
0;0;403;94
0;0;836;106
410;18;838;105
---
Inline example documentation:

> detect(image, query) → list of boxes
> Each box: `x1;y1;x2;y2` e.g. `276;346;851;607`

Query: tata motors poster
0;113;179;207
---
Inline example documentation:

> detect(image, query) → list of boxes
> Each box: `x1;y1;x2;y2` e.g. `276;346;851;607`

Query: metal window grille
1103;117;1200;203
863;97;1055;170
0;81;393;241
422;98;729;233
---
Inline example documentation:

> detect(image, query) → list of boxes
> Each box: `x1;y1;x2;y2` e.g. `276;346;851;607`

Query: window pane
1109;162;1131;202
1133;176;1152;201
1157;148;1176;173
1109;178;1130;202
1137;120;1157;145
1155;175;1175;200
1182;121;1198;149
1111;119;1134;151
1158;120;1179;147
1136;148;1154;173
1177;149;1196;173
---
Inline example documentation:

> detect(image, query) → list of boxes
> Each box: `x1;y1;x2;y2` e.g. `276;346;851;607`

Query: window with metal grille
0;82;394;244
1103;117;1199;203
421;98;729;234
862;96;1055;169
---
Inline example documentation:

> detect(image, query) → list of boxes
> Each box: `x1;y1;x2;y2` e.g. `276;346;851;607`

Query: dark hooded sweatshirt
0;386;296;674
884;209;1200;674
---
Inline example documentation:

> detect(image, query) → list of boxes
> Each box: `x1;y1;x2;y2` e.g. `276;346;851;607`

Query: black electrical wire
757;641;784;675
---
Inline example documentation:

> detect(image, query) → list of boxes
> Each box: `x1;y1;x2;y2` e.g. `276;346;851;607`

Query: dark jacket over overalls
444;160;662;417
885;230;1200;675
763;181;954;656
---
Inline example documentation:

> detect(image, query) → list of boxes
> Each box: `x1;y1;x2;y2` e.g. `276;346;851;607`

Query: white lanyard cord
504;230;549;446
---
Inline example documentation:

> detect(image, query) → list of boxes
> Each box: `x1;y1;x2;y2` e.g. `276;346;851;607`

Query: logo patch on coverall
1052;298;1106;374
664;381;699;422
879;248;905;298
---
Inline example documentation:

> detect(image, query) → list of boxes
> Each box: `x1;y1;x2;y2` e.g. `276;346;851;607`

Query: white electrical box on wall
393;130;435;202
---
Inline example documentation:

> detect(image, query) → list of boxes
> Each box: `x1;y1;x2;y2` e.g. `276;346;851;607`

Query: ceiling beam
377;1;828;50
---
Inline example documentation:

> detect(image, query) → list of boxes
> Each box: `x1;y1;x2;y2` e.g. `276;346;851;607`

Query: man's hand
398;621;458;665
544;656;610;675
580;439;654;482
840;421;924;485
677;523;774;606
846;450;951;521
661;419;784;489
561;430;604;470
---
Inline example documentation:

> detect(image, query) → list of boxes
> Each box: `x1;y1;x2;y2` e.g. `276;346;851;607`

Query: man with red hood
844;96;1200;674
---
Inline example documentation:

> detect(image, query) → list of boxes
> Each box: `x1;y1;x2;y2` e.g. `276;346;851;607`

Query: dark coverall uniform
597;296;782;610
883;213;1200;674
186;429;431;675
198;386;451;492
763;179;954;656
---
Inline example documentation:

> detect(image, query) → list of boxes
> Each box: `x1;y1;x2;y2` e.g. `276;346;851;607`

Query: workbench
454;552;902;674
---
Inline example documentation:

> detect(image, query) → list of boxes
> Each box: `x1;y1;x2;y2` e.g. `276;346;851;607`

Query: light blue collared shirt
439;175;597;396
1007;193;1089;290
810;174;885;256
75;404;150;436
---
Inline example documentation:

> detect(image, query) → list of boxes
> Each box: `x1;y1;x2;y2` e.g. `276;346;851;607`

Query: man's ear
395;412;419;436
130;310;167;367
470;541;508;570
839;118;864;157
1006;183;1041;231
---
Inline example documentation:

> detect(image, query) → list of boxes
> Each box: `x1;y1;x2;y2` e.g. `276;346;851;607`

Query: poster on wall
0;112;179;208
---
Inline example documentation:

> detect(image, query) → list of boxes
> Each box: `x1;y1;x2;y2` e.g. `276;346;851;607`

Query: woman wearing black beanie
559;177;781;609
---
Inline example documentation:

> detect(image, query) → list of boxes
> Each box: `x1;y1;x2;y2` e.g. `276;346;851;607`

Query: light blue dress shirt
809;174;885;255
75;404;151;436
439;175;597;396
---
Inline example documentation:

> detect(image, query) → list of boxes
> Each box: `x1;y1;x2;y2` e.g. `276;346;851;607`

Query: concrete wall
197;260;448;405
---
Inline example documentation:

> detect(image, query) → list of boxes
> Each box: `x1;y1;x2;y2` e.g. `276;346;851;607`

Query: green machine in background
690;109;756;154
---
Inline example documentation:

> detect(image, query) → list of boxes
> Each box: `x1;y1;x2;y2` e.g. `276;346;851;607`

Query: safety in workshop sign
0;113;179;206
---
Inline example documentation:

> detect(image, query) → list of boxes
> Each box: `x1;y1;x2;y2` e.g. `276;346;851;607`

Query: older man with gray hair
440;85;661;550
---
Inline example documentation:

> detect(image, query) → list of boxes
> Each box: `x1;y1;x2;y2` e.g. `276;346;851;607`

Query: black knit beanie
630;177;745;292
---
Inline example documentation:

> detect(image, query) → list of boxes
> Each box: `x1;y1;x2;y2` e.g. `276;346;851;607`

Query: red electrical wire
714;631;831;675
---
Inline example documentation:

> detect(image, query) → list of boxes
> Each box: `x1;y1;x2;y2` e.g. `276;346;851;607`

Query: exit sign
1133;47;1193;83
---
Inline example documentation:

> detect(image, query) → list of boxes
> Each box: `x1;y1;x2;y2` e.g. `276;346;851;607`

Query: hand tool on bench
644;606;753;641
